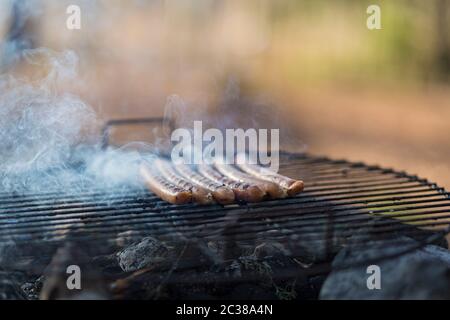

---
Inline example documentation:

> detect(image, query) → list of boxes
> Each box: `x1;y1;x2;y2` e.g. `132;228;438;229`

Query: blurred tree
436;0;450;80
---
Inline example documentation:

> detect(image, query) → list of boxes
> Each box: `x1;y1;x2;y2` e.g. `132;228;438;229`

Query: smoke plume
0;48;148;194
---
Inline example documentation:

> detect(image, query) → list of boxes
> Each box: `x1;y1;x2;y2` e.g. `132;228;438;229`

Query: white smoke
0;48;150;193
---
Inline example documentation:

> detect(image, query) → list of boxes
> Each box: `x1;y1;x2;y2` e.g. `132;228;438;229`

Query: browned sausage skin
141;153;302;205
197;163;265;203
214;161;286;199
154;158;215;205
140;163;192;205
236;153;304;196
174;163;235;205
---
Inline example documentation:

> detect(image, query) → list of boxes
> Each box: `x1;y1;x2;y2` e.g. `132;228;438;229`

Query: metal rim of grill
1;152;450;277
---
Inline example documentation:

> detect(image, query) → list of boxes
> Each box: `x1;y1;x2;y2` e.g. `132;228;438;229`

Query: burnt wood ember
0;153;449;299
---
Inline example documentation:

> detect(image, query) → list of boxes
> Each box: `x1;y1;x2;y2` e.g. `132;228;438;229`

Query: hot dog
174;163;235;205
236;153;304;196
214;161;286;199
197;163;265;203
154;158;215;205
140;163;192;205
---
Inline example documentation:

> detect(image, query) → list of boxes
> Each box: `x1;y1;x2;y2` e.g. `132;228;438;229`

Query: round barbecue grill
1;152;449;289
1;117;450;298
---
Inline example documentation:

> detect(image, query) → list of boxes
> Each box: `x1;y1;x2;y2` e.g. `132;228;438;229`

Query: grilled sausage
197;163;265;203
214;162;286;199
236;154;304;196
140;163;192;205
154;158;215;205
175;163;235;205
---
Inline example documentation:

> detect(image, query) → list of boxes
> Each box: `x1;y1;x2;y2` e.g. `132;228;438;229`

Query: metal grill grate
1;153;449;272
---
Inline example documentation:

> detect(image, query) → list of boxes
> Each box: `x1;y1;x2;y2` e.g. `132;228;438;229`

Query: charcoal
21;276;44;300
220;245;310;299
206;240;227;263
320;237;450;299
91;253;125;278
206;240;243;263
263;229;345;263
116;237;170;272
0;270;28;300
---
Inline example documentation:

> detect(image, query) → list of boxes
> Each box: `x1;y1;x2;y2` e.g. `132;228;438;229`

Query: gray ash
116;237;171;272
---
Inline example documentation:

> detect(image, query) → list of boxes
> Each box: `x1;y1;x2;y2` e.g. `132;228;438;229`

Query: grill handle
101;117;174;149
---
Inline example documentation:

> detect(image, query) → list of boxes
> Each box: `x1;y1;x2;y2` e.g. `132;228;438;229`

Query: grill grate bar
2;211;449;246
1;197;449;240
0;188;447;224
0;170;411;201
0;153;449;260
2;205;450;242
0;179;407;207
0;182;436;215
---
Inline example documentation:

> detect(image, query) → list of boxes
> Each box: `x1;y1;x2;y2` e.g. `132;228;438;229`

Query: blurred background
0;0;449;189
